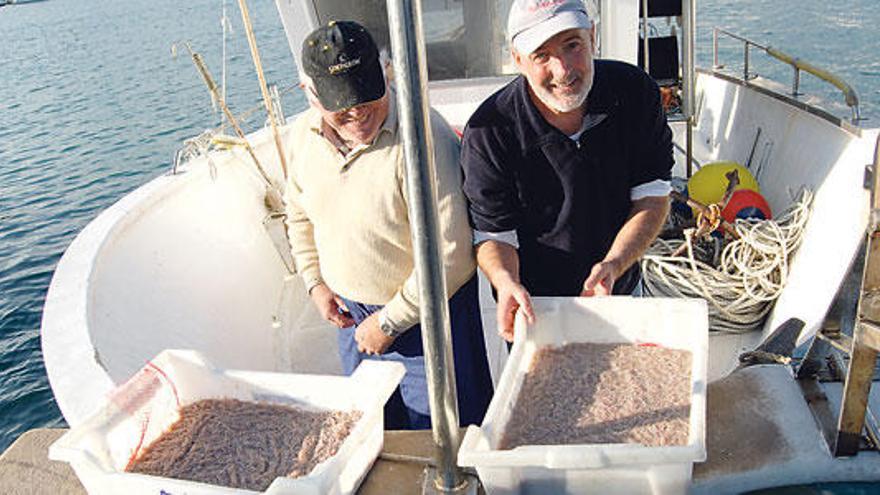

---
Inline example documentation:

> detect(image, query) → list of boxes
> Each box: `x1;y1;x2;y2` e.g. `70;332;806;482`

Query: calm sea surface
0;0;878;453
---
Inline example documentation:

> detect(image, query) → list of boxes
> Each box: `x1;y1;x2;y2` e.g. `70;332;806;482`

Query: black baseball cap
302;20;386;112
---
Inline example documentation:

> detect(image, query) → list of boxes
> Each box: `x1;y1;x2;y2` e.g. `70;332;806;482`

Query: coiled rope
641;189;813;333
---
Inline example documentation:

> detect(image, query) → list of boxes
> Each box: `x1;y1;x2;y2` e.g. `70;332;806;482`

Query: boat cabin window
277;0;519;81
309;0;516;79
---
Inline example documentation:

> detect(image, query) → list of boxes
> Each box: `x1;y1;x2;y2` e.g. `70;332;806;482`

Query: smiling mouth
551;77;581;93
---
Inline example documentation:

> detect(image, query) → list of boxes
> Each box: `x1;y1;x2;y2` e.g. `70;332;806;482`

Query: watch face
381;323;398;338
378;311;398;337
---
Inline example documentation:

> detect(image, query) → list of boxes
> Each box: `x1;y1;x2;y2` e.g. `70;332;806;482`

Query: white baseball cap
507;0;593;55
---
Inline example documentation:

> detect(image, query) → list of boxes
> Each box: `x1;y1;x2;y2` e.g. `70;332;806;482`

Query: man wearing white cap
460;0;673;341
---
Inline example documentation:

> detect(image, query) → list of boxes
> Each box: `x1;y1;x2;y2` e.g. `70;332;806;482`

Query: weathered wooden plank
834;328;880;456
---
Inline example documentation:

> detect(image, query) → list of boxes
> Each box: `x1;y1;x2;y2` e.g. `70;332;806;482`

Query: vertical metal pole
386;0;465;491
744;43;750;80
681;0;696;177
793;67;801;96
712;28;719;69
641;0;649;73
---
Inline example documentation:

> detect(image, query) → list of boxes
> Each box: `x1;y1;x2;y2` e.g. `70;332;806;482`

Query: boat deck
693;365;880;494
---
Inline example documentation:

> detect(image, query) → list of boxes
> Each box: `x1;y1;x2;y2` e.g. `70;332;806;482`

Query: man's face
513;28;595;113
310;85;389;146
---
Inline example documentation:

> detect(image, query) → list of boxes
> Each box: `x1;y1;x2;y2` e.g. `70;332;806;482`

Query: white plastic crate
458;297;708;495
49;349;405;495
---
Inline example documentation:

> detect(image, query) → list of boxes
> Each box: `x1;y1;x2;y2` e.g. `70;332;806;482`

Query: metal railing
712;28;861;124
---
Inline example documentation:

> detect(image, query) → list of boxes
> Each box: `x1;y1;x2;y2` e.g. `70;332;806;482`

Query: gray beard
533;60;595;113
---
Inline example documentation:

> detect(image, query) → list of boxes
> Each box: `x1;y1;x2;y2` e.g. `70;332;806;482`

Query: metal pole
641;0;649;73
682;0;696;177
712;28;718;69
386;0;465;492
744;43;750;80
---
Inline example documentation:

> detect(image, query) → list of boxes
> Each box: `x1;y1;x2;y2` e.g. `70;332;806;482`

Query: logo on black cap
302;21;386;112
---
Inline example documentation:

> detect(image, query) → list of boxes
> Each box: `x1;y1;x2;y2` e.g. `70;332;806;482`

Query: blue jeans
338;275;493;430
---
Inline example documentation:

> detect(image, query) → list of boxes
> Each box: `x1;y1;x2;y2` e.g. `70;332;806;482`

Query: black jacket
460;60;673;296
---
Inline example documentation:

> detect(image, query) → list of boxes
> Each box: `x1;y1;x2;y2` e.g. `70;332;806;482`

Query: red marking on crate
147;361;181;407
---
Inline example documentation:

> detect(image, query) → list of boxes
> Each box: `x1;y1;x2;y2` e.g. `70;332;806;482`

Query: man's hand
580;259;620;297
581;195;669;297
354;312;396;355
495;279;536;343
309;283;355;328
474;239;536;342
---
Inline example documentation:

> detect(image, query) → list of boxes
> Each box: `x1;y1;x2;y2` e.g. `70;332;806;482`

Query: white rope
641;189;813;333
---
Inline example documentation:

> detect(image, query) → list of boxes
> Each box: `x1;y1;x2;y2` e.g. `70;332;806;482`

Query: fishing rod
235;0;289;180
175;41;284;212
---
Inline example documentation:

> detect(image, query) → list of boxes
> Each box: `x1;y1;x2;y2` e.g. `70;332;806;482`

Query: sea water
0;0;878;453
0;0;303;451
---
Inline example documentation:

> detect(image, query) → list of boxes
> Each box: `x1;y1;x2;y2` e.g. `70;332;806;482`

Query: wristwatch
378;310;402;338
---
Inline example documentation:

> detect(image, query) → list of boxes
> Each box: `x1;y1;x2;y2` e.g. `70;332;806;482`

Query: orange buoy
721;189;772;223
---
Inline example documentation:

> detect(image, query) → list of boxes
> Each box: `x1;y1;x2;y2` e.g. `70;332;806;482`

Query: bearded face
514;28;595;114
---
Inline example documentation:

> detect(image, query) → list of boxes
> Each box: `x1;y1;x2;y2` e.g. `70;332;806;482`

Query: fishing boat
39;0;880;493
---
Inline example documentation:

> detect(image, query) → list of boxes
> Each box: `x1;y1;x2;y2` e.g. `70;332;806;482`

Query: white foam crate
458;297;708;495
49;349;405;495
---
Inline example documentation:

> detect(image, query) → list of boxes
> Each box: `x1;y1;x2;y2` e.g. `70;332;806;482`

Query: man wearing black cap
284;20;493;430
460;0;673;341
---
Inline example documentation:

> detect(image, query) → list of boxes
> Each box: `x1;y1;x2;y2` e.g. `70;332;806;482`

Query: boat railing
712;28;861;125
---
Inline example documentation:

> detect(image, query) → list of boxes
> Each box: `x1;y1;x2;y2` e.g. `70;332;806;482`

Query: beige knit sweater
283;97;476;331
